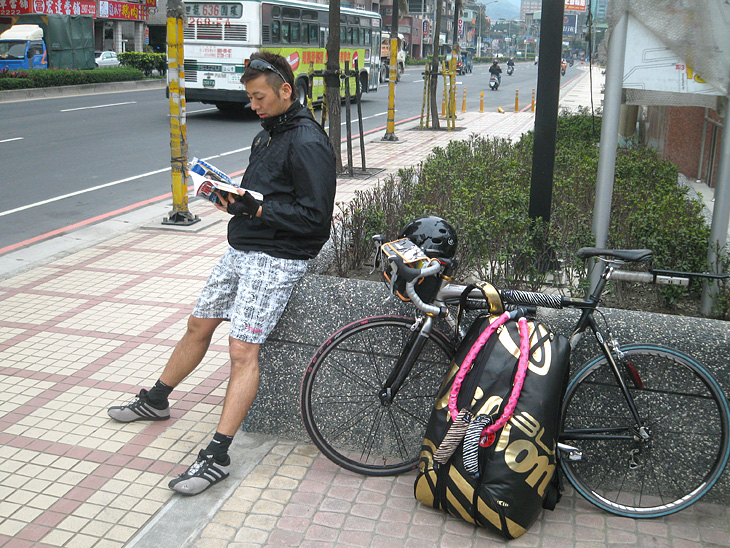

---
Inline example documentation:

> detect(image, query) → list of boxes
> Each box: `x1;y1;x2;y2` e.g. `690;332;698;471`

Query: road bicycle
300;244;730;518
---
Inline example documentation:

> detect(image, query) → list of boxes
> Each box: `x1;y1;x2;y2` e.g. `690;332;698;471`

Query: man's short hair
241;51;295;96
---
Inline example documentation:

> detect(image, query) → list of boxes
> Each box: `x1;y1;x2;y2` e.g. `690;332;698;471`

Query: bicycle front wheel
300;315;454;476
561;344;730;518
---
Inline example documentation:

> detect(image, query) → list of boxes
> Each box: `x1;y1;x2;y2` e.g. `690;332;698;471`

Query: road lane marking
0;137;23;143
339;111;387;126
187;107;219;114
60;101;137;112
0;146;252;218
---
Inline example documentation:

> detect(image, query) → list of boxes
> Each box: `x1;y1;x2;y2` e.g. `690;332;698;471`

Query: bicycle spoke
385;406;412;461
360;406;385;463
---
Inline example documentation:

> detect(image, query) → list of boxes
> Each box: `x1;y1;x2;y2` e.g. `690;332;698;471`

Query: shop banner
1;0;96;16
0;0;32;16
99;0;147;21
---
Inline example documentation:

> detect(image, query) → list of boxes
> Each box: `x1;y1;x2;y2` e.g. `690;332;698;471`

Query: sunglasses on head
247;58;288;84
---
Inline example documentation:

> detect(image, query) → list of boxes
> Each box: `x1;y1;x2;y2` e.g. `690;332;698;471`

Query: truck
380;31;406;83
0;14;94;71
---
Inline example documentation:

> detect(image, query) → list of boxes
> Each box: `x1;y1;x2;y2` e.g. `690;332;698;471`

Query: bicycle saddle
577;247;653;263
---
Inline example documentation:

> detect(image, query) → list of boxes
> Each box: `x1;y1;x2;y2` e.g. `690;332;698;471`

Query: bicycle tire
300;315;454;476
560;344;730;518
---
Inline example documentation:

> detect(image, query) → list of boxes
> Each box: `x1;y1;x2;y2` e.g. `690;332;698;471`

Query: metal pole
701;114;730;315
590;10;628;288
527;0;564;224
162;0;199;226
343;62;354;177
354;59;366;170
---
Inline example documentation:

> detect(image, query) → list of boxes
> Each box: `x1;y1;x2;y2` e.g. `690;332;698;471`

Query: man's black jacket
228;103;336;260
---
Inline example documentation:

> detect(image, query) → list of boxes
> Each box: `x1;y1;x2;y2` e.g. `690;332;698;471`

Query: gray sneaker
107;389;170;422
169;450;230;495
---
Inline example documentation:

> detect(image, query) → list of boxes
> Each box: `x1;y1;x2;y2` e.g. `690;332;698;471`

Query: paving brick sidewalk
1;66;728;548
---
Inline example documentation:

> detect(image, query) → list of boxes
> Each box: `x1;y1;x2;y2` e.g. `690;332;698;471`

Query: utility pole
383;0;399;141
162;0;198;226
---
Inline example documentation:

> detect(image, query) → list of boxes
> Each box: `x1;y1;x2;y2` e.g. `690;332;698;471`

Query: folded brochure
189;157;263;206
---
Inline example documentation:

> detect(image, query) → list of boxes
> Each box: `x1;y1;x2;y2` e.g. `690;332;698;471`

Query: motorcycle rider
506;57;515;75
489;59;502;85
560;58;568;75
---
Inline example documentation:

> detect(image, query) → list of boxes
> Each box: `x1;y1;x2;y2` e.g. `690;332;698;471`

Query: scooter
506;65;514;76
489;74;499;91
560;64;567;76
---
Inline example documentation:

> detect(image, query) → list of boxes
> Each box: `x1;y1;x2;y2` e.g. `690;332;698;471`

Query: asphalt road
0;61;556;252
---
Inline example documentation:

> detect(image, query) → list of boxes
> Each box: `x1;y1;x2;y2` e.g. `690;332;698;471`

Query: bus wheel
358;73;367;101
216;102;244;114
296;80;308;107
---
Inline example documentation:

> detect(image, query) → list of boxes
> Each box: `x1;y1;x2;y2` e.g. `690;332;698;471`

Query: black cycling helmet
399;216;458;259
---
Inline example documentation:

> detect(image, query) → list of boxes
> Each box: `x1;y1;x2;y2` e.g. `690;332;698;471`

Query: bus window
272;20;280;43
281;21;290;43
302;10;317;21
272;6;280;17
282;7;300;19
291;22;300;43
340;27;346;43
346;27;353;44
309;24;318;44
363;28;370;46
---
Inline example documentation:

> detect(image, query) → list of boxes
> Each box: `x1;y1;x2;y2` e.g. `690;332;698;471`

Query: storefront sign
0;0;95;16
99;0;147;21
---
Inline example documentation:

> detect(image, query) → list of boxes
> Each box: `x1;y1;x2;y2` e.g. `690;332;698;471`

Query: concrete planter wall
245;273;730;504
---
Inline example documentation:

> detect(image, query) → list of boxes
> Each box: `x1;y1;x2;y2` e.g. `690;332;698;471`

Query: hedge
0;67;144;90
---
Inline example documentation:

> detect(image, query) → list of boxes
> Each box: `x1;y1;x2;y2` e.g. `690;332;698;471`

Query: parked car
95;51;119;68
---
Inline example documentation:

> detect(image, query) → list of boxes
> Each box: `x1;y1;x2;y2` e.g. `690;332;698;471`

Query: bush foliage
0;67;144;90
118;52;167;76
332;110;716;314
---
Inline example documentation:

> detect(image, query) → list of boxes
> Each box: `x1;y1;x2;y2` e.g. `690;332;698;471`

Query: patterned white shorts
192;247;308;344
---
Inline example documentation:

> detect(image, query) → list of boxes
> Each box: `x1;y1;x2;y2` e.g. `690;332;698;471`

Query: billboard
565;0;587;11
563;14;578;35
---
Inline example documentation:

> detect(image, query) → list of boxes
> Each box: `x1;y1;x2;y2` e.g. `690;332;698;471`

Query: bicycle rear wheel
561;344;730;517
300;315;454;476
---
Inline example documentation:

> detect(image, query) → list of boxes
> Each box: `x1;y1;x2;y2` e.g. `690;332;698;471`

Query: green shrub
0;77;34;90
331;110;713;314
118;51;166;76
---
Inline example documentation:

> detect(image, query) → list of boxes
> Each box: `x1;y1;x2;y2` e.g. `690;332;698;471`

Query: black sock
205;432;233;464
146;379;173;410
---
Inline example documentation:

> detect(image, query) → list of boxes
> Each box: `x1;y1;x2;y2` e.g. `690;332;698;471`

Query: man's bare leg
107;315;222;423
159;316;224;387
168;337;261;495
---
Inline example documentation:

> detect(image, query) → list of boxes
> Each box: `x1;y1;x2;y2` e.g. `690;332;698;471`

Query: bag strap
481;317;531;440
448;310;513;421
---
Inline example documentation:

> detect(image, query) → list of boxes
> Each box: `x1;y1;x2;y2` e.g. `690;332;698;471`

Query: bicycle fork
379;316;435;405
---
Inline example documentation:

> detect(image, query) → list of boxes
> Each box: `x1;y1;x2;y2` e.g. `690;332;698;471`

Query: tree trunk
326;1;342;172
429;0;443;129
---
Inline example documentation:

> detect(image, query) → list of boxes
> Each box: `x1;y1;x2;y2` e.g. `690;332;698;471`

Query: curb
0;77;167;102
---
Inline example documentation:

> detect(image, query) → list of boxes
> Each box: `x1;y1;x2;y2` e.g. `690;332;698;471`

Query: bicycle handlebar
388;255;445;316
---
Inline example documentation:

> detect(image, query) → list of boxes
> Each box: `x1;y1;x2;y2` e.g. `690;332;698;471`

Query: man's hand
214;189;262;218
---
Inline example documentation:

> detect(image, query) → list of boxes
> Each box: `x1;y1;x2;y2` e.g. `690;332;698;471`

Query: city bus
182;0;382;112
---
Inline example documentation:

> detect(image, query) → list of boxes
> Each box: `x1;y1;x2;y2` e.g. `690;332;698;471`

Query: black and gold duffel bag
414;306;570;539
